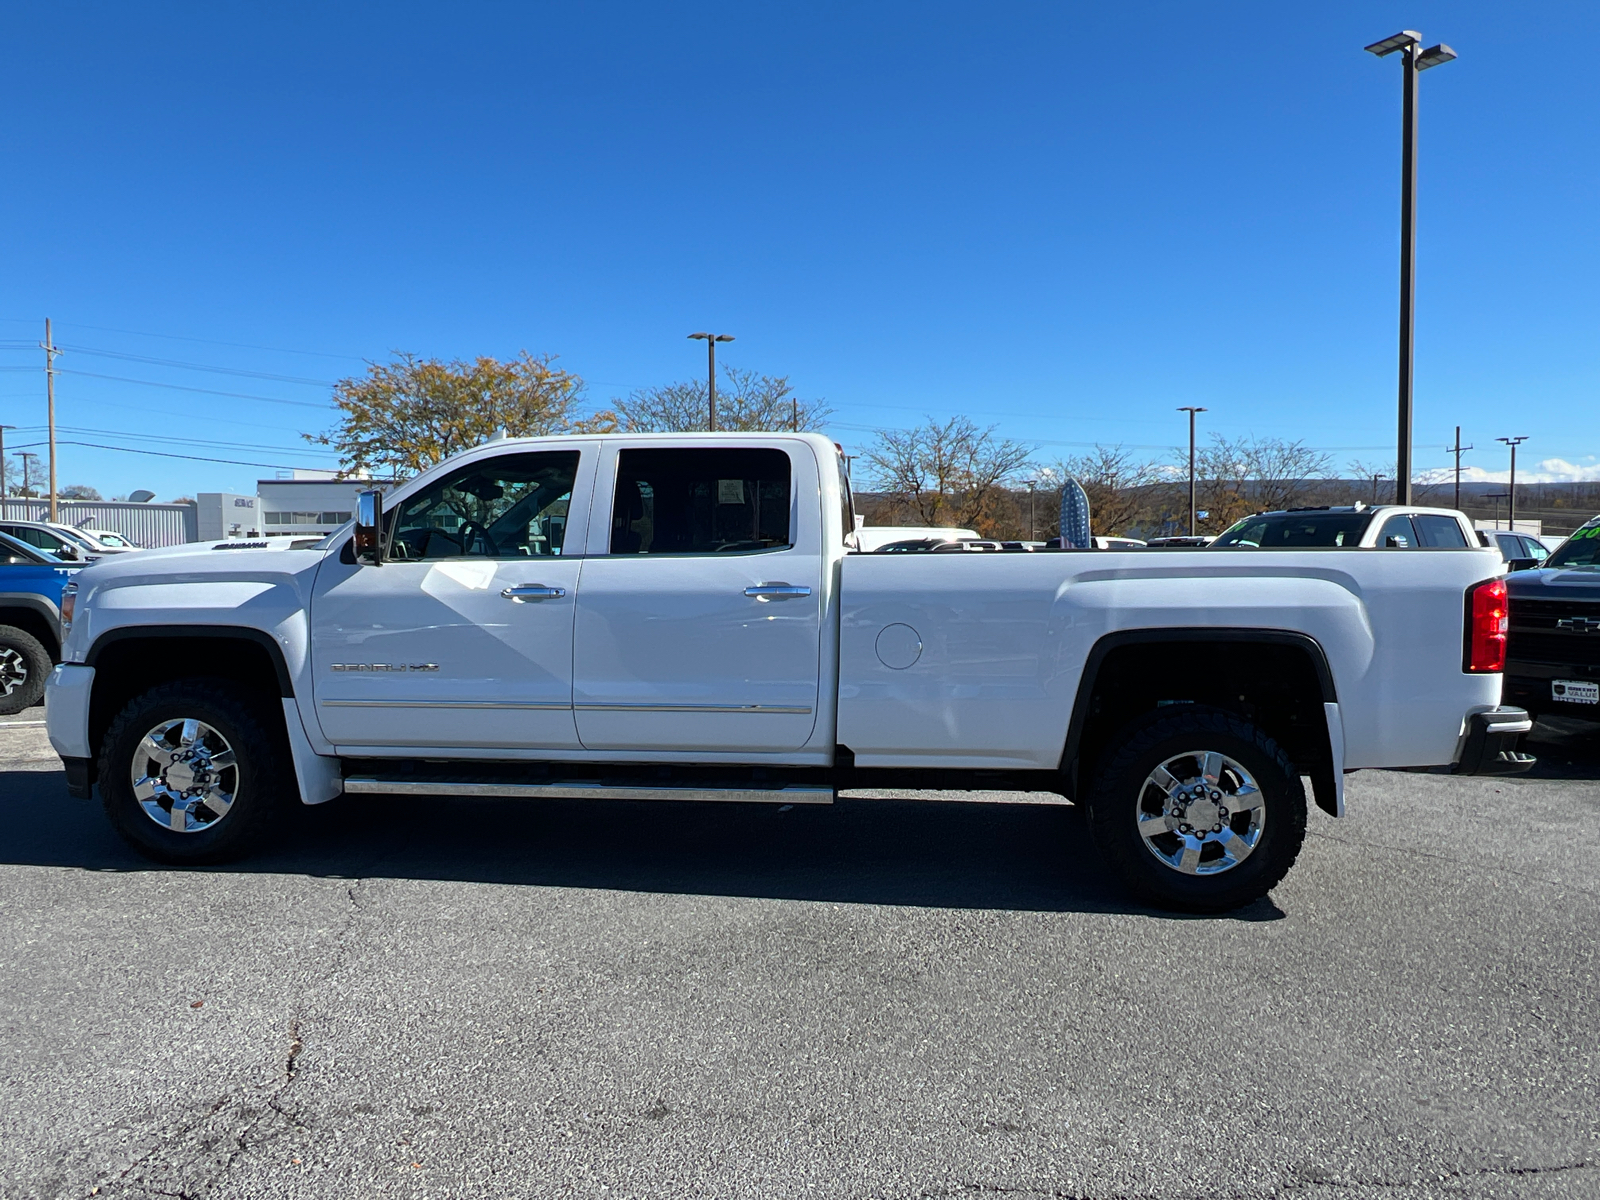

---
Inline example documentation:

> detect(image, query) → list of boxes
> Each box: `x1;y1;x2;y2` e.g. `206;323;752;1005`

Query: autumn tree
308;352;613;479
615;367;830;433
865;416;1033;534
60;484;103;500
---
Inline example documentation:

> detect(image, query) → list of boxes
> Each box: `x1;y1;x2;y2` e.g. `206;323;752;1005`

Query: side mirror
58;544;82;561
1506;556;1536;573
354;490;385;565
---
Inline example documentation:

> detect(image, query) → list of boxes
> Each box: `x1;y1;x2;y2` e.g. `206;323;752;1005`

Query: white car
47;433;1530;912
855;525;978;552
1211;504;1480;550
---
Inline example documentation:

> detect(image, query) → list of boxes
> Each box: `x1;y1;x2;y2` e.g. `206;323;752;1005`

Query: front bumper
1452;706;1536;776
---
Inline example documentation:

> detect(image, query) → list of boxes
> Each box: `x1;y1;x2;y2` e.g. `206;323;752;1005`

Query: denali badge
330;663;440;672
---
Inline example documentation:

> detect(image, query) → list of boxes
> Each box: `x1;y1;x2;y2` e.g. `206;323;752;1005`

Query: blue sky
2;1;1596;499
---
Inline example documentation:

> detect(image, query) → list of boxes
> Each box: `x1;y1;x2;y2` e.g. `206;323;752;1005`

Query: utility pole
1447;425;1473;511
0;425;11;502
1025;480;1037;540
687;332;734;431
41;318;60;521
1497;436;1528;530
1178;407;1207;536
1365;31;1457;507
15;452;40;501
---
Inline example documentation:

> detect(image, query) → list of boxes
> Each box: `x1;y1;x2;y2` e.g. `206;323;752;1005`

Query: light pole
14;452;40;500
1178;406;1207;536
1024;479;1036;540
1497;436;1528;530
1365;30;1457;506
687;332;734;431
0;425;12;501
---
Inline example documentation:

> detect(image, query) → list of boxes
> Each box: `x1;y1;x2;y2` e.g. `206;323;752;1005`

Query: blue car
0;529;82;714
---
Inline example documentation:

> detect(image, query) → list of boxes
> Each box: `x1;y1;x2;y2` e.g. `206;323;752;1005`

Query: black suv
1504;516;1600;722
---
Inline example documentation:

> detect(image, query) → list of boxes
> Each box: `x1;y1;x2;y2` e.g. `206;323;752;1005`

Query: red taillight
1465;577;1508;673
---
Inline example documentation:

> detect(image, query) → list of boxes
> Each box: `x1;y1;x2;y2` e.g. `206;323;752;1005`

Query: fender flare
1060;627;1342;816
84;624;295;697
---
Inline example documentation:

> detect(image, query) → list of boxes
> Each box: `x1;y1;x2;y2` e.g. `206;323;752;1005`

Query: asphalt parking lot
1;710;1597;1200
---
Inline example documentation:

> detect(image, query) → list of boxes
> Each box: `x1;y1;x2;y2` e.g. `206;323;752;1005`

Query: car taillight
59;581;77;632
1464;577;1508;673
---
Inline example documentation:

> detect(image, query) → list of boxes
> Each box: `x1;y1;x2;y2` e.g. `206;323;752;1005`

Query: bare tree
615;367;830;433
1040;445;1169;536
865;416;1033;533
1192;435;1333;531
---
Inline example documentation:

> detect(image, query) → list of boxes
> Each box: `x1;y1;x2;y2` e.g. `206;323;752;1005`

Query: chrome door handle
744;583;812;600
502;584;567;602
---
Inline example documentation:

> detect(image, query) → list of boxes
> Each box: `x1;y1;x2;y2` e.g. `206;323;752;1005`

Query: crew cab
46;433;1531;912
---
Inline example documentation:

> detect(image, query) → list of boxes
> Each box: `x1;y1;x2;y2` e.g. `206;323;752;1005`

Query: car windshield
1212;512;1373;548
1545;522;1600;569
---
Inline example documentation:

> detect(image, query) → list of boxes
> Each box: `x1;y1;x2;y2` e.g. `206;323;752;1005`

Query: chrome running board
341;777;834;805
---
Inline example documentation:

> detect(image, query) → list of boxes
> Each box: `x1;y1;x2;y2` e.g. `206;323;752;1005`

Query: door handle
502;584;567;602
744;583;811;600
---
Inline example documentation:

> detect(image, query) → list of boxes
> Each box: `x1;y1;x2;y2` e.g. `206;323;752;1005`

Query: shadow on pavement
2;766;1284;921
1522;714;1600;780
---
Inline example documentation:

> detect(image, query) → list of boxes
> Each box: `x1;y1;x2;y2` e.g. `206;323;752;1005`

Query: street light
1497;436;1528;530
687;332;735;431
1024;479;1037;540
1178;406;1207;536
1365;30;1457;506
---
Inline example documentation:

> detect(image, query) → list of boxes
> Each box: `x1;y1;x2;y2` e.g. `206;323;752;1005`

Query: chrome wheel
129;718;239;833
0;647;25;696
1135;749;1266;876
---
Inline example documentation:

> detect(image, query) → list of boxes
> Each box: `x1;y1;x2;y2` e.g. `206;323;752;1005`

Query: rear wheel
0;624;50;714
99;679;292;864
1086;708;1307;913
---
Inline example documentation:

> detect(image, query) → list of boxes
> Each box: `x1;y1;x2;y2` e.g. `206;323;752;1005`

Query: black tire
0;624;50;715
1086;708;1307;913
99;678;293;864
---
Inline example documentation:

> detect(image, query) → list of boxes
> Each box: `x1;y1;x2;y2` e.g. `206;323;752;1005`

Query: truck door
309;448;591;751
571;443;822;752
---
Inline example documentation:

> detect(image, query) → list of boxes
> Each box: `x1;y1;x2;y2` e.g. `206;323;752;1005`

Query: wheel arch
0;595;61;660
1061;628;1341;816
84;626;294;769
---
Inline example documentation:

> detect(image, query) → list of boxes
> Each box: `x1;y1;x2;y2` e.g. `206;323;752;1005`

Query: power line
7;438;341;472
56;345;337;386
34;321;368;362
55;368;334;409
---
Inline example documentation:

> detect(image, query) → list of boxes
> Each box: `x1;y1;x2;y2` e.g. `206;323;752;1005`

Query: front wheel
0;624;50;714
1086;708;1308;913
99;679;293;864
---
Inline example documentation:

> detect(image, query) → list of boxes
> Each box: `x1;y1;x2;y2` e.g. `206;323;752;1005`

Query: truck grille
1506;597;1600;667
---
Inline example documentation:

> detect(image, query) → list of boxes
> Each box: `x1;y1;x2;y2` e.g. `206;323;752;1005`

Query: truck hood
1506;565;1600;602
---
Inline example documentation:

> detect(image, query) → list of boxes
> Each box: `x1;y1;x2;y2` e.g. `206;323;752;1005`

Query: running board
341;777;834;805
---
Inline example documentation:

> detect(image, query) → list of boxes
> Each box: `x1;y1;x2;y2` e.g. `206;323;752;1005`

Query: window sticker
718;479;746;505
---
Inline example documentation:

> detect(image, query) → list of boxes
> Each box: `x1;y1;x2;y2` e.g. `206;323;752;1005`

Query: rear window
1412;514;1470;548
610;447;792;555
1212;512;1373;548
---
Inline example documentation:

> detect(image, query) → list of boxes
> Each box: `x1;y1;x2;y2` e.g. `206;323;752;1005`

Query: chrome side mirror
354;490;384;565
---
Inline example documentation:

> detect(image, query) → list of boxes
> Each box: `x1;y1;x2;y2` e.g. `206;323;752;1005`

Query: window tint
389;451;580;561
1412;513;1469;548
1377;514;1417;548
610;448;792;555
1212;512;1371;548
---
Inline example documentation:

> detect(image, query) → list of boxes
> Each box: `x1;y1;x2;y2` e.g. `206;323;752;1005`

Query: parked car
0;529;80;713
74;527;142;553
1210;504;1476;549
1503;514;1600;723
0;520;102;562
855;525;979;552
1145;535;1213;547
1484;529;1552;571
48;432;1528;912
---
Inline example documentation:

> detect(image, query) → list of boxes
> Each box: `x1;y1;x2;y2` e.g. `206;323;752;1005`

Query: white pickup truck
46;433;1531;911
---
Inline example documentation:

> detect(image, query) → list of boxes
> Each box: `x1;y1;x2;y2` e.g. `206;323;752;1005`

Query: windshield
1546;521;1600;569
1212;512;1373;548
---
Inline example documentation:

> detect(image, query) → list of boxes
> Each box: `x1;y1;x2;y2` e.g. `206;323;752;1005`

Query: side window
1525;538;1549;562
610;447;792;555
1377;514;1417;548
1413;513;1469;548
388;451;580;561
1495;533;1521;558
838;454;856;546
